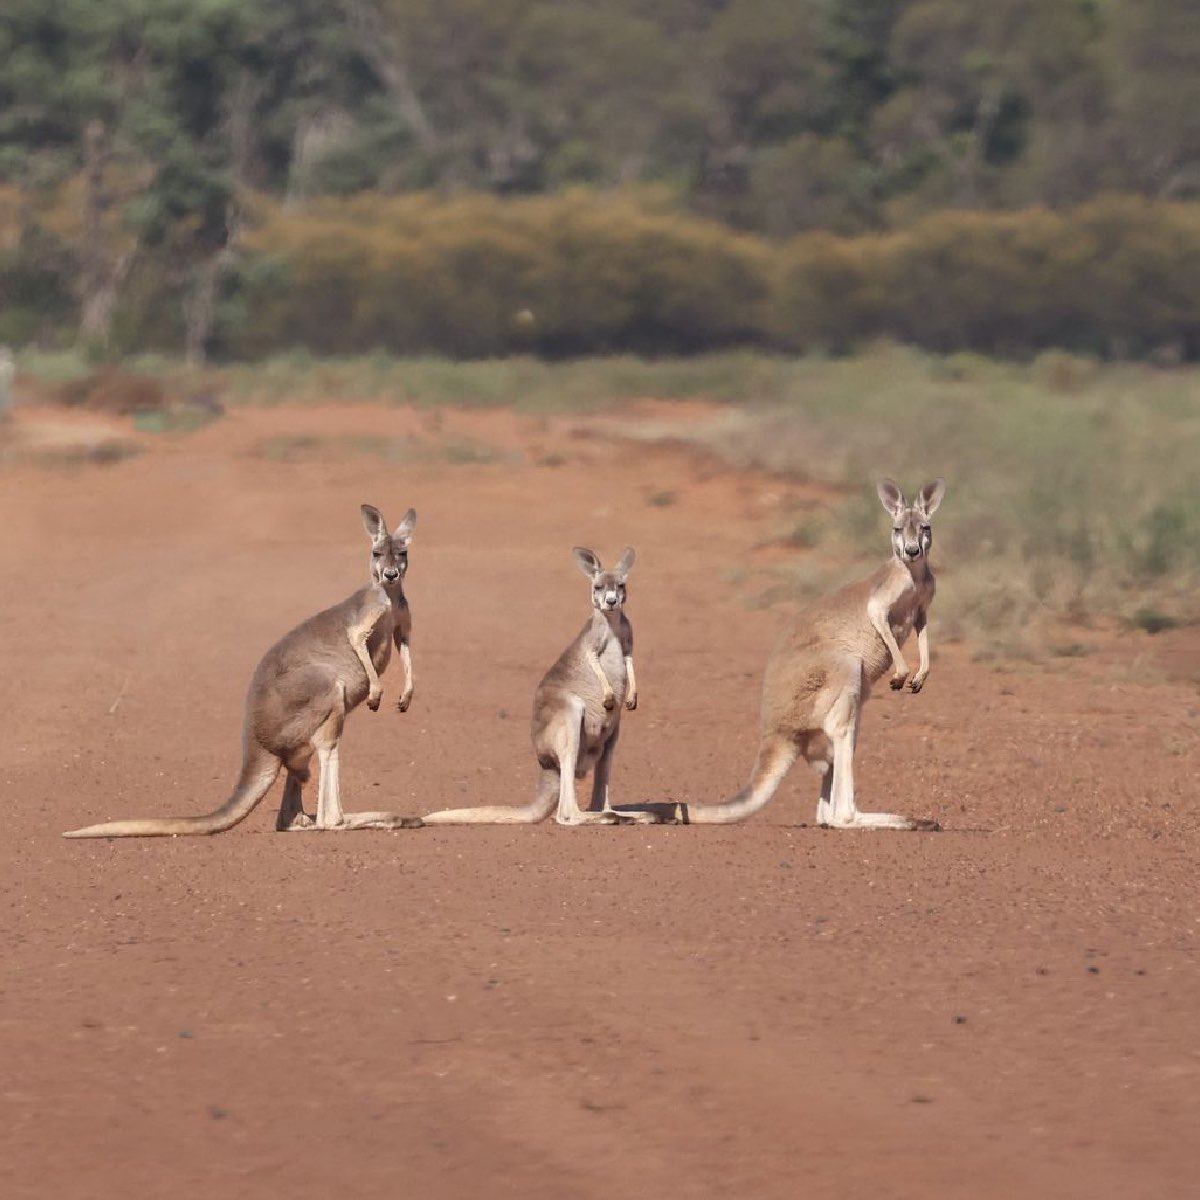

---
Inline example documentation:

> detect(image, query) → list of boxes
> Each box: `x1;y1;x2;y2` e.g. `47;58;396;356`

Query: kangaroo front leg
624;655;637;710
868;599;909;689
586;647;616;711
909;610;931;693
350;606;387;711
396;639;414;712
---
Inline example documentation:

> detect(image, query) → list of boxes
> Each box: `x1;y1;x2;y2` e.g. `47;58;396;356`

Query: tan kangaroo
64;505;423;838
423;546;655;826
620;480;944;829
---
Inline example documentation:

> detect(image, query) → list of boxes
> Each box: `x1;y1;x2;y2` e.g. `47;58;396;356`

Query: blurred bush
232;192;1200;360
8;185;1200;361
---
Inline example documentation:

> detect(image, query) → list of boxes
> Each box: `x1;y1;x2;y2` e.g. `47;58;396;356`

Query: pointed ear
876;479;905;518
917;479;945;518
393;507;417;541
361;504;388;543
614;546;636;580
572;546;601;578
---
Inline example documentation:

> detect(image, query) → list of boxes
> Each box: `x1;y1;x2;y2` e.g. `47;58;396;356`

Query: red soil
1;401;1197;1198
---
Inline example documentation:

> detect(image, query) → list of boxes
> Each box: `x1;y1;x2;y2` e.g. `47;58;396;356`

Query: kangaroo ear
876;478;906;518
393;508;417;541
917;479;945;518
572;546;601;578
361;504;388;543
614;546;636;580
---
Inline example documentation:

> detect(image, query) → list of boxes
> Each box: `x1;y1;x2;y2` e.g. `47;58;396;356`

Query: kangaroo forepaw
367;692;382;712
603;693;616;711
909;675;926;694
397;693;412;713
625;694;638;711
889;673;907;690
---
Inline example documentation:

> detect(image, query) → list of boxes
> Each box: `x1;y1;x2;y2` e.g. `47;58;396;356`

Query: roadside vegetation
16;344;1200;656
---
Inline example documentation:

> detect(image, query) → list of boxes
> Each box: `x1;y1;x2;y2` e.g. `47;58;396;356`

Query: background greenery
3;1;1200;360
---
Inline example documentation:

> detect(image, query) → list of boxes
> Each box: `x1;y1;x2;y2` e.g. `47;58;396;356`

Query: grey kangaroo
64;505;423;837
423;546;656;826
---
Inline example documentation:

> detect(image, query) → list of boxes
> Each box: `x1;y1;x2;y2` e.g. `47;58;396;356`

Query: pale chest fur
580;617;628;746
863;565;935;682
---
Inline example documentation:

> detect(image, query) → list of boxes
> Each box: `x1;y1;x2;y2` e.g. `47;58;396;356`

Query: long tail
615;735;799;826
422;766;558;826
63;746;281;838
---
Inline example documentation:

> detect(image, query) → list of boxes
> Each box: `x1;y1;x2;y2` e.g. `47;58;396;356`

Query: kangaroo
423;546;656;826
64;505;423;838
619;480;944;829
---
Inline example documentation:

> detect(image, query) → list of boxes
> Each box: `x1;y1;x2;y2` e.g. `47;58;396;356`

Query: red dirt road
2;402;1198;1198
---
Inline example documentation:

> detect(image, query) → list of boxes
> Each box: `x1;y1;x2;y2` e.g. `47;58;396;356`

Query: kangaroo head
360;504;417;589
573;545;635;612
876;479;945;565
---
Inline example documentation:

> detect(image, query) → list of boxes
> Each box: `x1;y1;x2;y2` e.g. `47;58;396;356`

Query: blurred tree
1110;0;1200;199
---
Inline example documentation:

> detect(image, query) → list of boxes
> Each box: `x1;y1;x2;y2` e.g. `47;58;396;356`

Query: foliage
4;2;1200;357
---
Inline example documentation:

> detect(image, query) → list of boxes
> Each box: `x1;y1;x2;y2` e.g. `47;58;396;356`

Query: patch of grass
132;404;220;434
784;519;823;548
13;348;92;385
215;351;797;412
18;344;1200;657
1130;607;1178;635
19;440;143;468
252;432;511;467
254;434;322;462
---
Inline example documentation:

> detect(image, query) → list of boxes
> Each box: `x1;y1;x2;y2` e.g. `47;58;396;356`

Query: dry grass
620;344;1200;652
16;343;1200;652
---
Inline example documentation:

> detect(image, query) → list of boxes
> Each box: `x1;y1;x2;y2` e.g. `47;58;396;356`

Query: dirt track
2;401;1198;1198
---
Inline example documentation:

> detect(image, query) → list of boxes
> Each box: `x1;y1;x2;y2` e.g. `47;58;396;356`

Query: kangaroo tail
63;746;281;838
671;734;799;825
422;765;558;826
421;805;547;825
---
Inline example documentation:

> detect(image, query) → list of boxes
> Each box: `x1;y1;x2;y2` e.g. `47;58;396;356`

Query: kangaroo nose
383;567;400;581
905;544;921;558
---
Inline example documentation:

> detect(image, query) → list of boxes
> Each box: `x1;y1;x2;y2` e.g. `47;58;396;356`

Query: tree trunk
183;71;258;366
78;120;135;348
334;0;440;157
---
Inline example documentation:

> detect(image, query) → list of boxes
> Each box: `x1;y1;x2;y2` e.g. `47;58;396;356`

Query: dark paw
909;678;925;694
367;696;382;712
397;695;412;712
889;675;906;691
603;694;616;711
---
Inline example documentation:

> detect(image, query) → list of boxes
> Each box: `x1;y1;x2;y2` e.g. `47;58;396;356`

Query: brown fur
63;505;422;838
423;546;658;826
620;479;945;829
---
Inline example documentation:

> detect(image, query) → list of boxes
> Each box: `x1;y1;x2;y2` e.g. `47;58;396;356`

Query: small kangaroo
423;546;655;826
64;505;423;838
621;480;944;829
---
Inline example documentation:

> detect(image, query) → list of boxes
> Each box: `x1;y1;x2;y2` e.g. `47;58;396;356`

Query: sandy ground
1;400;1198;1198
